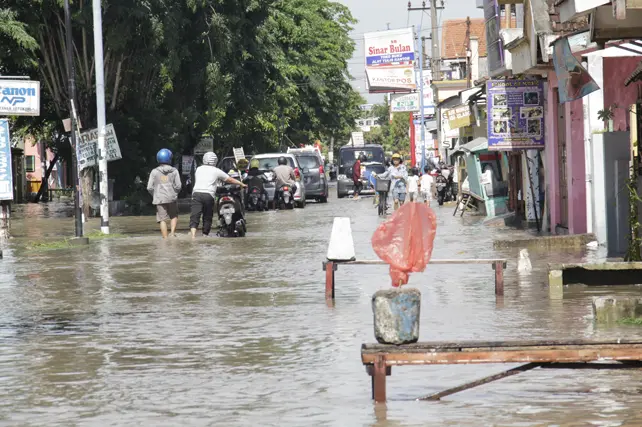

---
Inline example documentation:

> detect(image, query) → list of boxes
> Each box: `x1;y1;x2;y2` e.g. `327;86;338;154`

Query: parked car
218;155;252;174
293;153;328;203
337;145;386;198
250;153;307;208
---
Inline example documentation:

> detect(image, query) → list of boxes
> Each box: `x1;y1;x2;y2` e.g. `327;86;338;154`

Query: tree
364;99;411;156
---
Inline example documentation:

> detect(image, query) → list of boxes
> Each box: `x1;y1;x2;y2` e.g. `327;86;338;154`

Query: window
296;155;320;169
25;155;36;172
254;156;295;171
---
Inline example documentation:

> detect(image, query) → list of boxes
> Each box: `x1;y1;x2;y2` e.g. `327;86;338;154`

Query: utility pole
93;0;109;234
408;1;442;79
465;17;472;88
418;27;426;172
64;0;84;240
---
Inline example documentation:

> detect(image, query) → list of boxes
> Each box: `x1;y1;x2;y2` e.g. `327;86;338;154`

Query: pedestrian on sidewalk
420;165;433;206
147;148;182;238
190;152;246;239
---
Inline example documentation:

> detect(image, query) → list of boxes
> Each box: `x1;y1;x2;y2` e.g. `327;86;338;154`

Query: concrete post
372;288;421;345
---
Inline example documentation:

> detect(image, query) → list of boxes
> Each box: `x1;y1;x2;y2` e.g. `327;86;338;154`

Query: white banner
364;28;416;92
351;132;364;147
389;71;435;112
77;124;122;170
0;80;40;116
233;147;245;162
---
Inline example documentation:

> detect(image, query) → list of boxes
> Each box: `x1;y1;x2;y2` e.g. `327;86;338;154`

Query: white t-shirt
420;174;433;192
407;175;419;193
192;165;230;197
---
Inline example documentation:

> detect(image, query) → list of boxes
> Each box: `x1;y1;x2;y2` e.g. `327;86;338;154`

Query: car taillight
319;165;324;174
294;168;301;179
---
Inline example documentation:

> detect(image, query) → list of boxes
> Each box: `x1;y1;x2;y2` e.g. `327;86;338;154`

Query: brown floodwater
1;192;642;426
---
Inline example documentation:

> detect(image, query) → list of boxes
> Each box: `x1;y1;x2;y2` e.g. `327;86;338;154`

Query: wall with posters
364;28;416;92
486;79;545;151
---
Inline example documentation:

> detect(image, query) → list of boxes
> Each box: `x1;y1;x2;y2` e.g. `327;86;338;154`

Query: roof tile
441;17;516;60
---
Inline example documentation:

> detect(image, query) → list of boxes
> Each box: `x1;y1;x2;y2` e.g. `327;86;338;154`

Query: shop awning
455;137;488;154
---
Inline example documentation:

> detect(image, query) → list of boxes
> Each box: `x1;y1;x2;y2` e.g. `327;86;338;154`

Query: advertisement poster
0;120;13;200
181;155;194;176
0;80;40;116
486;80;545;151
364;28;416;92
77;124;122;170
552;37;600;103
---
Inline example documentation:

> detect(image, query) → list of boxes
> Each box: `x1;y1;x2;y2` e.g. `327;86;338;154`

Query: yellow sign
445;105;473;130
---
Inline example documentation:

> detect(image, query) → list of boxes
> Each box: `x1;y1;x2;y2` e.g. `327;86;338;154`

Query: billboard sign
445;105;474;130
487;79;545;151
194;137;213;155
77;124;122;170
0;80;40;116
0;120;13;200
351;132;364;147
364;28;416;92
390;71;435;114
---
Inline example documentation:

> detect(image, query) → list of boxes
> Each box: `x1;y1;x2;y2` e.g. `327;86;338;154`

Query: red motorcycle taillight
221;196;233;202
283;186;289;191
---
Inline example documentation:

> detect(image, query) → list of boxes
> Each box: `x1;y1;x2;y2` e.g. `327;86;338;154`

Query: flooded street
2;193;642;426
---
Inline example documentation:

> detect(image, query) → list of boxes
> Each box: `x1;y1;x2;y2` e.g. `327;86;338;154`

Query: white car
250;153;307;208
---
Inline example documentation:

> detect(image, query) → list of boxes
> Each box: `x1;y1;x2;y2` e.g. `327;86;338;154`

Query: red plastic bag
371;203;437;287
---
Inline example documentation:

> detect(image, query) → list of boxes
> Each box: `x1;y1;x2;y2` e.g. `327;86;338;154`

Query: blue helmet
157;148;173;165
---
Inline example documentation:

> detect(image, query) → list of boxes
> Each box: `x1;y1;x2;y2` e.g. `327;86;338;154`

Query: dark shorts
156;202;178;223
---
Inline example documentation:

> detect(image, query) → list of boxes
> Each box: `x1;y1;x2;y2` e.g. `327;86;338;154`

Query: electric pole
465;16;471;88
408;1;442;81
93;0;110;234
64;0;84;239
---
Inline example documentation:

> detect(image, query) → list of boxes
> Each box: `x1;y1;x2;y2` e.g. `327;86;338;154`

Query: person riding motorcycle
435;168;449;206
375;153;408;210
244;158;269;209
273;156;297;204
236;158;249;181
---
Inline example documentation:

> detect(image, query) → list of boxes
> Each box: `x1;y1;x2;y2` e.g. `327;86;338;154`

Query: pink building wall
603;57;642;132
545;71;586;234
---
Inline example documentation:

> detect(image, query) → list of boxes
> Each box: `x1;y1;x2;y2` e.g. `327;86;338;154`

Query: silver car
250;153;307;208
294;153;328;203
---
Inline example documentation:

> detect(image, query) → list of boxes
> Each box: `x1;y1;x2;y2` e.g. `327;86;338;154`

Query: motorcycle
216;184;247;237
276;184;295;210
246;186;268;212
329;164;337;181
435;175;449;206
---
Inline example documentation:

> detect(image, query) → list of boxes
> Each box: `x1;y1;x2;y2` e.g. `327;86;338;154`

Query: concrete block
593;296;642;324
372;288;421;345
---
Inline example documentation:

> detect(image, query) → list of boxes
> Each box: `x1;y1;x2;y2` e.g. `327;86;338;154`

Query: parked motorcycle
276;184;295;210
216;184;247;237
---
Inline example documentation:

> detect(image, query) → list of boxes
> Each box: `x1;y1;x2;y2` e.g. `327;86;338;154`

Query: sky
336;0;483;104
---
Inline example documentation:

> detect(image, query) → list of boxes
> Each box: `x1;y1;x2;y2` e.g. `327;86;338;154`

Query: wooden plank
362;348;642;366
344;259;507;266
419;363;540;401
362;338;642;352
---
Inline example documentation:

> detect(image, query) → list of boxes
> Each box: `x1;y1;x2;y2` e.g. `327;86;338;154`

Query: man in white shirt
420;165;434;206
190;152;246;238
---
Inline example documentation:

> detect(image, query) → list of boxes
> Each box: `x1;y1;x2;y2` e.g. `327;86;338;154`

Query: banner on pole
364;28;416;93
0;80;40;116
77;124;122;170
233;147;245;162
0;120;14;200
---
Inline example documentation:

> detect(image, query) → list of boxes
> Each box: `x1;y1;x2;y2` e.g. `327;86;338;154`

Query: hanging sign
486;79;545;151
445;105;474;130
77;124;122;170
0;120;14;200
0;80;40;116
552;37;600;103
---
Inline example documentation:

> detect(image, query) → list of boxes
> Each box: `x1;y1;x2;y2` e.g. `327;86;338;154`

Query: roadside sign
194;137;213;155
0;80;40;116
0;120;13;200
233;147;245;162
77;124;122;170
351;132;364;147
181;155;194;175
62;117;83;133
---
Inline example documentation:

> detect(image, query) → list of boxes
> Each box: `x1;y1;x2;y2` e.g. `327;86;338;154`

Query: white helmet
203;152;218;166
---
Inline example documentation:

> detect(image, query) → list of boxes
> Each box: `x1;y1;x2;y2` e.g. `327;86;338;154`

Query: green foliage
363;99;411;155
0;0;363;199
617;317;642;326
